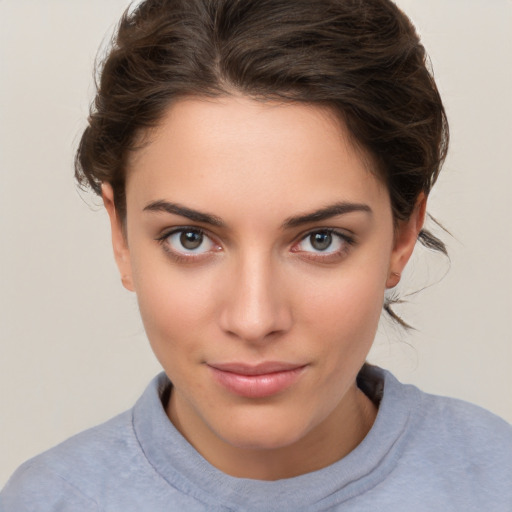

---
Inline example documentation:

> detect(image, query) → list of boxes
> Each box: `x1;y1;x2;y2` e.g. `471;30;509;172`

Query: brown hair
75;0;449;324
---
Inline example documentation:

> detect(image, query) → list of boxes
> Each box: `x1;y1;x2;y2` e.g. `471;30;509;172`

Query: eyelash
291;228;355;262
156;227;220;263
156;227;355;263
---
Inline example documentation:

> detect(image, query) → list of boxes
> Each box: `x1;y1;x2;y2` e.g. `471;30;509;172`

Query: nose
219;252;293;344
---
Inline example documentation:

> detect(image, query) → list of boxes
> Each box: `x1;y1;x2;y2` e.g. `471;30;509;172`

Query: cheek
286;267;386;422
130;252;218;364
297;261;387;380
301;262;387;337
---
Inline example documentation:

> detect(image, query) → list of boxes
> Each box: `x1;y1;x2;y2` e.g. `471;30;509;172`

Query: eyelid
155;225;355;264
156;226;222;262
293;227;355;245
290;227;356;260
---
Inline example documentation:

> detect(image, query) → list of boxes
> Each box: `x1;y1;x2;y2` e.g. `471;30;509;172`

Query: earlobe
386;194;427;289
102;184;135;292
386;271;402;289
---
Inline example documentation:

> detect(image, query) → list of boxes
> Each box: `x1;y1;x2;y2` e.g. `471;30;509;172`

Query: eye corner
156;226;222;263
290;228;356;262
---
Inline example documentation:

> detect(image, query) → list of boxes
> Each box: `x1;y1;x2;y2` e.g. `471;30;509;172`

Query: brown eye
310;232;332;251
293;229;352;257
163;228;217;255
180;230;203;250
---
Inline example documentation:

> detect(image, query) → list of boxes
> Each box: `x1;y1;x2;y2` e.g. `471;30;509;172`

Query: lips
207;362;307;398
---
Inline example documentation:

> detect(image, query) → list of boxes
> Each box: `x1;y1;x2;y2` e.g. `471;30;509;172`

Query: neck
167;384;377;481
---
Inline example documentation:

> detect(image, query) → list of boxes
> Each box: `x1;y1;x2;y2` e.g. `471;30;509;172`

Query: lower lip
209;366;306;398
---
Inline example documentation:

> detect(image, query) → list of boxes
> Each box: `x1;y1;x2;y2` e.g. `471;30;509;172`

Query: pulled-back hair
75;0;449;324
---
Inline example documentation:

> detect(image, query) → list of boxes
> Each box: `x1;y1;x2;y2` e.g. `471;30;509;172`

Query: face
104;96;423;475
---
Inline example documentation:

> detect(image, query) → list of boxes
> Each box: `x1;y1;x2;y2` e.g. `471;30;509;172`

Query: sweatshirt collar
132;366;418;511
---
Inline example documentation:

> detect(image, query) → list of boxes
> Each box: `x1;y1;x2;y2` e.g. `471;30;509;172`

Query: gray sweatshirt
1;367;511;511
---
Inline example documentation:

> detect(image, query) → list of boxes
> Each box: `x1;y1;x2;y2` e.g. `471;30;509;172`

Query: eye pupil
311;232;332;251
180;230;203;250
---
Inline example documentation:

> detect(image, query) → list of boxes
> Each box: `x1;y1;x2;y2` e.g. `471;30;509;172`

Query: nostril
219;306;292;344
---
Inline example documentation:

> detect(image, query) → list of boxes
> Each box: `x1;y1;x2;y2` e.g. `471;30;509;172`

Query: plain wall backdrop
1;0;511;487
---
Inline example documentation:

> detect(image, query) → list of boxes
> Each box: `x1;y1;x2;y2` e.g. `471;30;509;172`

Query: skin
103;95;425;480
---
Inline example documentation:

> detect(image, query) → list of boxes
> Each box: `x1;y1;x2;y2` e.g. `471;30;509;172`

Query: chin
213;408;313;452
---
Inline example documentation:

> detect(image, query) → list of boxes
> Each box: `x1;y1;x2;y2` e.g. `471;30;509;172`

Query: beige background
1;0;511;487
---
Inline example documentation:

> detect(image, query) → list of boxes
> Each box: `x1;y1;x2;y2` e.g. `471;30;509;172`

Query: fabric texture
1;367;511;511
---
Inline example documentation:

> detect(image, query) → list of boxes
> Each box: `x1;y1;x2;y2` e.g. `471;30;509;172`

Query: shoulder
386;372;512;495
415;384;512;455
0;461;100;512
368;369;512;509
381;368;512;445
0;374;177;512
1;411;134;512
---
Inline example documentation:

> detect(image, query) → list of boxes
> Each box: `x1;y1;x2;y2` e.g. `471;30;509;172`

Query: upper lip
207;362;306;376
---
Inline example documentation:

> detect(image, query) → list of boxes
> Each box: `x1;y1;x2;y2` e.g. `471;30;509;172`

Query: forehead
125;95;389;220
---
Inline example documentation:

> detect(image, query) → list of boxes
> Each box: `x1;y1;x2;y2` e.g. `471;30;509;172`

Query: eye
159;227;220;257
297;231;342;253
292;229;354;258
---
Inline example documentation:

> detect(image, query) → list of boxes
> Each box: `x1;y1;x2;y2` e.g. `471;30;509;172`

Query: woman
2;0;511;510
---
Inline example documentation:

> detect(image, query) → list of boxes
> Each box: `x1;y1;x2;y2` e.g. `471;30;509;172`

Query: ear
386;193;427;289
102;184;135;292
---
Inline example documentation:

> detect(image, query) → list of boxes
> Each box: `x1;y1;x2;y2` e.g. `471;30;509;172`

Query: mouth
207;362;307;398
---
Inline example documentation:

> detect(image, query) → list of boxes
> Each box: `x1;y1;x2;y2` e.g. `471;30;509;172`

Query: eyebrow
143;200;225;227
143;199;372;229
282;202;372;229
